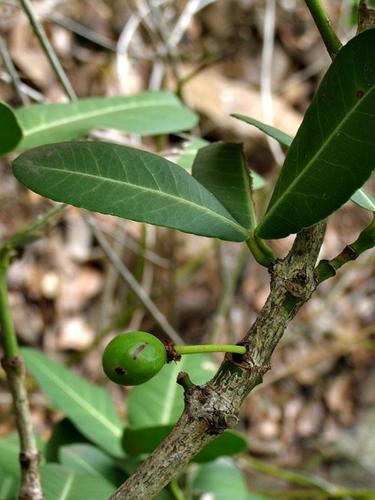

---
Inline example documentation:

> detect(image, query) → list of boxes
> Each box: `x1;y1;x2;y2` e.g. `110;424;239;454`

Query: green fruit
102;332;167;386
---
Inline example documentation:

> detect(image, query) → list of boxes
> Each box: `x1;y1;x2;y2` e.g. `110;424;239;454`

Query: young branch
304;0;343;58
0;250;44;500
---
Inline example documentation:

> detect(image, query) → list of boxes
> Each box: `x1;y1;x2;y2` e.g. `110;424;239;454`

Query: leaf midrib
159;362;182;424
261;86;375;227
62;448;101;478
27;163;248;236
28;358;122;437
58;471;75;500
18;97;185;137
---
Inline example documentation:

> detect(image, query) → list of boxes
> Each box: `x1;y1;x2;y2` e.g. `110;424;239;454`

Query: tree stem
305;0;343;58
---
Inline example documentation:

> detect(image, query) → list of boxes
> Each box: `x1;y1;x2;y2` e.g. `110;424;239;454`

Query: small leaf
0;101;22;155
122;425;247;463
127;355;217;429
40;463;114;500
231;114;293;147
13;142;249;242
176;137;209;170
192;142;255;229
22;348;124;457
257;30;375;239
0;91;198;156
351;189;375;212
193;458;266;500
46;418;89;462
59;444;126;486
177;137;265;189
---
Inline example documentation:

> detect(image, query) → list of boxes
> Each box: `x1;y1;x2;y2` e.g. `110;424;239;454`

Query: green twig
254;488;375;498
18;0;76;100
247;231;276;268
0;252;19;358
305;0;343;58
168;478;186;500
242;455;344;495
316;215;375;283
0;249;43;499
2;204;65;254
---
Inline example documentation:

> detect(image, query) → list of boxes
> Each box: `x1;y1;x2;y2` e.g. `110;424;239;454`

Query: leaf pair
13;141;257;242
235;29;375;239
0;91;198;156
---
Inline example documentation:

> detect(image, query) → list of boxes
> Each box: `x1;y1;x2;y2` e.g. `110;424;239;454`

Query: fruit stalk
175;344;246;355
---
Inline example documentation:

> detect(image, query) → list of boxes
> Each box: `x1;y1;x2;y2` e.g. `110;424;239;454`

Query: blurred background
0;0;374;497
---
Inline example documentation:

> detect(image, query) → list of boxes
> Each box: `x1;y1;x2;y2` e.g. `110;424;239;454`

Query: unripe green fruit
102;332;167;386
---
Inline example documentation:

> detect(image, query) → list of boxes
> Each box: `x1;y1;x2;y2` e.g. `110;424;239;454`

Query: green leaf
0;433;45;478
351;189;375;212
194;430;248;463
46;418;89;462
127;355;217;429
123;425;247;463
40;463;114;500
257;30;375;239
22;348;124;458
59;444;126;486
192;142;255;229
176;137;209;170
13;142;249;242
193;458;266;500
177;137;265;190
231;113;293;148
231;115;373;211
0;473;18;500
0;91;198;156
0;434;21;477
0;101;23;155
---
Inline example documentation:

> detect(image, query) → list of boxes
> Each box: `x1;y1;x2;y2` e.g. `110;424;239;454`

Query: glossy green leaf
351;189;375;211
59;444;126;486
40;463;114;500
127;355;217;429
193;458;266;500
257;30;375;239
192;143;255;229
123;425;247;463
13;142;249;242
232;115;374;212
0;101;22;155
231;113;293;148
177;137;265;189
22;348;124;457
0;91;198;156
